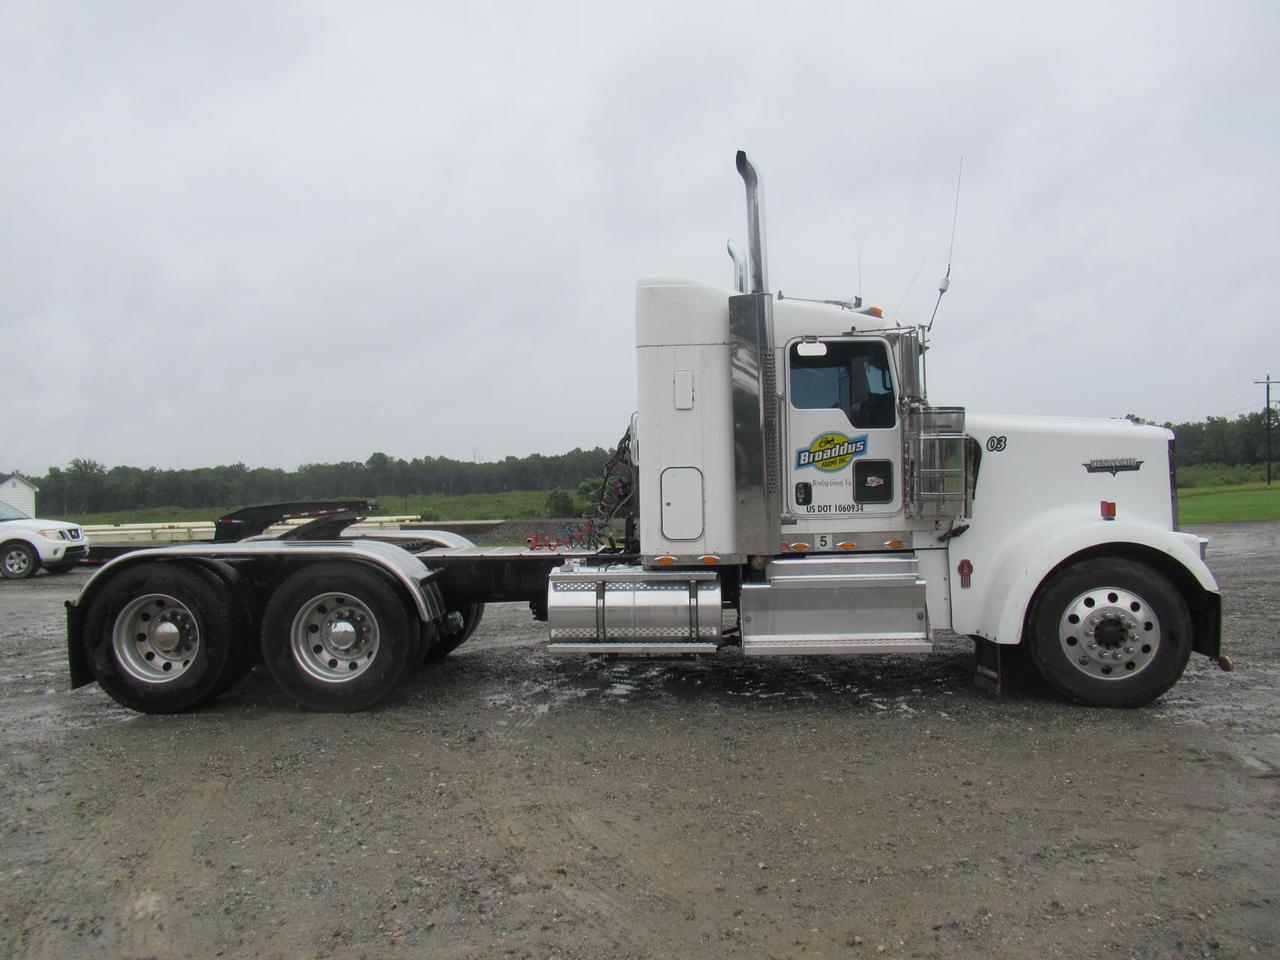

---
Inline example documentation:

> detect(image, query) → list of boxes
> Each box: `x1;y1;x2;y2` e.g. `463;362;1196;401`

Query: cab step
740;554;931;656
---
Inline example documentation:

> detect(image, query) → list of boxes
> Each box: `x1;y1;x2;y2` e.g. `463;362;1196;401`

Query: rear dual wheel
83;561;252;713
424;602;484;664
260;562;420;712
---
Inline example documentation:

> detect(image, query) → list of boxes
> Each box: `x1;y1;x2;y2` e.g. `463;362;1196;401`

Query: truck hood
967;413;1172;443
964;413;1175;530
0;518;83;536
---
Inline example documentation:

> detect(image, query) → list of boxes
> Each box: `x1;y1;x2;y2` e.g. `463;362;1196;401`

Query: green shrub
545;490;575;517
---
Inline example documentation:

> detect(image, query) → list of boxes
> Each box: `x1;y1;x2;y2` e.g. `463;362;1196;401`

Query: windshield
0;502;31;521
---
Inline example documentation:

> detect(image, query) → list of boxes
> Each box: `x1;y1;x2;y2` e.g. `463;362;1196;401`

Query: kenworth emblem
795;432;868;471
1083;457;1144;476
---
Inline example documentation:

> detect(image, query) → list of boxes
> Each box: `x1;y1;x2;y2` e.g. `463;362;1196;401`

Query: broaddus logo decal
795;432;868;472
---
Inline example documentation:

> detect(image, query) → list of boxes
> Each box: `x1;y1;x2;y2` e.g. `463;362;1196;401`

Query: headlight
38;529;66;540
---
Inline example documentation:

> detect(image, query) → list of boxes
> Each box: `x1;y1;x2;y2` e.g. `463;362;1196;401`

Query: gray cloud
2;1;1276;473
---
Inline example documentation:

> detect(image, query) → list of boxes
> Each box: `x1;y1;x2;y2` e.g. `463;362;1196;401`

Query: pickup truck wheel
1;542;39;579
261;563;415;712
1028;558;1192;707
83;561;242;713
425;603;484;663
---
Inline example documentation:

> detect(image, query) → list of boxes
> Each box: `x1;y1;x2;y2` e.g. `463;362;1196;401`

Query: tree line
33;448;613;516
21;409;1278;516
1142;410;1277;467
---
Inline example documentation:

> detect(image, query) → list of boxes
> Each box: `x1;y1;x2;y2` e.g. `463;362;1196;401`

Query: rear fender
65;542;446;690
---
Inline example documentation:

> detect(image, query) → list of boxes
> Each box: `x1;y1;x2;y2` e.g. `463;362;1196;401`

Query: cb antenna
927;157;963;332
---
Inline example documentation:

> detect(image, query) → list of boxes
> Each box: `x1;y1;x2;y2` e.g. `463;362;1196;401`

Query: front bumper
34;536;89;565
49;544;89;566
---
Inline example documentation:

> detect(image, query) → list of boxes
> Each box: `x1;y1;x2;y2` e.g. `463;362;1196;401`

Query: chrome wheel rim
1058;586;1160;680
3;548;31;576
112;593;201;684
289;592;380;683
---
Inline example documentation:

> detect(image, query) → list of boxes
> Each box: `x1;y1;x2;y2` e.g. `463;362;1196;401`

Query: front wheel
1027;558;1192;707
261;562;418;712
1;542;39;579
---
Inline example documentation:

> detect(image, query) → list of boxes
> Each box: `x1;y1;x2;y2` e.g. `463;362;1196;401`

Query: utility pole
1257;375;1275;486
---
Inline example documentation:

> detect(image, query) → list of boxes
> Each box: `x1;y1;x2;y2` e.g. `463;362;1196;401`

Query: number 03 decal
986;436;1007;452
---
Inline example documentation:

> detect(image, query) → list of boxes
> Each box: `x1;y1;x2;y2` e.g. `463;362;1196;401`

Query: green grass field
1176;482;1280;524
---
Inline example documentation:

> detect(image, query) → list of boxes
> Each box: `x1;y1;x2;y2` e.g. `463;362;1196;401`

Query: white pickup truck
0;502;89;579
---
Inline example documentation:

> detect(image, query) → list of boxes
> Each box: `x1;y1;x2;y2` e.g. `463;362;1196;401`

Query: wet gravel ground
0;523;1277;959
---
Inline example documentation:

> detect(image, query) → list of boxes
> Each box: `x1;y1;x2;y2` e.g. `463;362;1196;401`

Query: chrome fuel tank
546;561;722;653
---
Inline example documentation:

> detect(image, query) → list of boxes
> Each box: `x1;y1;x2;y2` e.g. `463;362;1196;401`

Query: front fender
951;508;1218;646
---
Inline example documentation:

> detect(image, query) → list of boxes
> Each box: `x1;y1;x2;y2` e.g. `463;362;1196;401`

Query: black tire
82;561;244;713
198;560;257;697
261;562;418;712
1027;558;1192;707
1;542;39;580
424;602;485;664
44;563;78;575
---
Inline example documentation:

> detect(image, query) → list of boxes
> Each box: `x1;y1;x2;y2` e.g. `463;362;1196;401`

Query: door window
789;340;896;429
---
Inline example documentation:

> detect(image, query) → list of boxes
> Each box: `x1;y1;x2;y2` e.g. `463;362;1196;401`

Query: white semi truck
65;153;1224;713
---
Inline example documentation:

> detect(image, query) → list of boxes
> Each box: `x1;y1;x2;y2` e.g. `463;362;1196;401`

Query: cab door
784;337;902;521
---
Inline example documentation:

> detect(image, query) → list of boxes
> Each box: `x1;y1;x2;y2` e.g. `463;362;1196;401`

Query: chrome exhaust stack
727;239;749;293
735;150;768;294
728;151;780;558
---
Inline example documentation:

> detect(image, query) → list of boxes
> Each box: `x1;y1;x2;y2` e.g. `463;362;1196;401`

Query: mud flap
1192;592;1222;660
65;600;92;689
973;637;1003;697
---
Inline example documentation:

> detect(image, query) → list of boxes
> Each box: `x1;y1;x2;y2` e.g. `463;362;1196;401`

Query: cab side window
789;340;896;429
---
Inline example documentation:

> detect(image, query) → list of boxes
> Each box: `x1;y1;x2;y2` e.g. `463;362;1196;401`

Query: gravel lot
1;523;1277;959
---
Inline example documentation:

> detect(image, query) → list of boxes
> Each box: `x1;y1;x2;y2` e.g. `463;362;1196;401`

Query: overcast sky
2;1;1277;473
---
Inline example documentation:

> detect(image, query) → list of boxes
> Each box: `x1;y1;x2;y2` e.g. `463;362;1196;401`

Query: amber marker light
789;542;810;552
884;539;906;549
656;555;676;565
837;541;857;550
866;305;884;317
698;555;721;564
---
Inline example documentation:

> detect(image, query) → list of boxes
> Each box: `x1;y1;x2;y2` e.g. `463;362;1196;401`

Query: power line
1256;375;1276;486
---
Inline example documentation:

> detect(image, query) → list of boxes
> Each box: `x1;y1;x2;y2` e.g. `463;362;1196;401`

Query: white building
0;474;39;516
